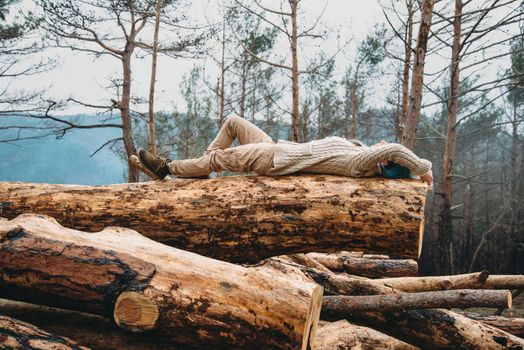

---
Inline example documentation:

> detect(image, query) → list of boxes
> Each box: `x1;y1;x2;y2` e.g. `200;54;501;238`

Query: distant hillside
0;116;126;185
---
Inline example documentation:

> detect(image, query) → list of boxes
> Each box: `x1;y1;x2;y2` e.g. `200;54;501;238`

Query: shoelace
150;155;170;171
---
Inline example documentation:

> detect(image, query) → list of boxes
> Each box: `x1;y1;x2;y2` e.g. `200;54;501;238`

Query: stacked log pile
0;176;523;349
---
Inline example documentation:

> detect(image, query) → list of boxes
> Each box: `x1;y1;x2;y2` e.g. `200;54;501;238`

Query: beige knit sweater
266;136;432;177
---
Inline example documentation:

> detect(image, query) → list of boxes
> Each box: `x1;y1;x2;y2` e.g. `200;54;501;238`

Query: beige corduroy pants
167;116;275;177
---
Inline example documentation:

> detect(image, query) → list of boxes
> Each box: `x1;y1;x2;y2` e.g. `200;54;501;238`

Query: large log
0;214;323;350
322;290;512;313
0;176;428;262
0;299;183;350
0;314;90;350
306;252;418;278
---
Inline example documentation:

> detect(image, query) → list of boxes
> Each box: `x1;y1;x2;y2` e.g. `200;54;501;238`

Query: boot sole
130;155;162;180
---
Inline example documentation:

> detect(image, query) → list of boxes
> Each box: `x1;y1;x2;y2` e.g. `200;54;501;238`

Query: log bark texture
0;214;322;350
306;252;418;278
461;313;524;338
313;320;362;350
0;314;89;350
343;309;524;350
322;289;512;313
283;260;524;348
0;299;184;350
484;275;524;289
0;175;428;262
377;271;489;292
351;325;419;350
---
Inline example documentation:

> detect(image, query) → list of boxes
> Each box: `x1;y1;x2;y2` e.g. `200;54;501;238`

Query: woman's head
379;161;412;179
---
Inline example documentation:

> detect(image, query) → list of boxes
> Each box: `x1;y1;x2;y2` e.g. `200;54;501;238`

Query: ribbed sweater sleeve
349;143;432;176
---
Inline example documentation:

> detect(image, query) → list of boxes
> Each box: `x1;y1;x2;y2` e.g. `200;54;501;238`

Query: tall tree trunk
121;50;138;183
400;0;414;141
240;58;247;119
219;16;226;127
350;68;359;139
401;0;434;150
147;0;162;156
508;94;519;272
437;0;462;275
290;0;300;142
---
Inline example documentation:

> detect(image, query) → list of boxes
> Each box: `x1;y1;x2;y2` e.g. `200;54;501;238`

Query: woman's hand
420;170;433;189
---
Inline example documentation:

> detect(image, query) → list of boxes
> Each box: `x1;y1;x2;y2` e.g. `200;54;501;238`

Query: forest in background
0;0;523;276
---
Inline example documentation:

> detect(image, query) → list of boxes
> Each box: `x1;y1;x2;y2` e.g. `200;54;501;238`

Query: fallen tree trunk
0;299;184;350
322;290;512;313
313;321;362;350
0;214;322;350
0;176;428;262
377;271;489;292
0;314;90;350
457;312;524;338
306;253;418;277
275;260;524;348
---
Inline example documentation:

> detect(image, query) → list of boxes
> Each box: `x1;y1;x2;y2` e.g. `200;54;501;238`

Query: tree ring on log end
114;292;159;332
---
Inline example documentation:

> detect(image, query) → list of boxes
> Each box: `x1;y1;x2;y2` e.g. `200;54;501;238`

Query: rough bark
269;257;395;296
377;271;489;292
0;175;428;262
342;309;524;350
460;313;524;338
322;290;512;313
351;325;419;350
313;320;362;350
0;314;89;350
0;299;183;350
282;259;524;348
0;214;323;350
306;253;418;278
402;0;434;149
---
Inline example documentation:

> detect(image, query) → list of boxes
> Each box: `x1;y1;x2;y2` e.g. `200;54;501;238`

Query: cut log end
114;292;159;332
506;291;513;309
304;285;324;350
418;216;424;258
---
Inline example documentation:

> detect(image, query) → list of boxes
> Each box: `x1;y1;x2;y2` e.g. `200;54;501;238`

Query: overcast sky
7;0;385;115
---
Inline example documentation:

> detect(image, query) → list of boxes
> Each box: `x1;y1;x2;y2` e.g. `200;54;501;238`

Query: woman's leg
206;116;274;152
168;142;275;177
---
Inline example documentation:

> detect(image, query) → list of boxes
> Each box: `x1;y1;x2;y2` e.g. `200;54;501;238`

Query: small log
322;289;512;313
0;214;323;350
0;299;183;350
0;314;90;350
313;320;362;350
0;176;428;262
484;275;524;289
268;257;394;295
351;325;419;350
306;253;418;278
461;313;524;338
377;271;489;292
